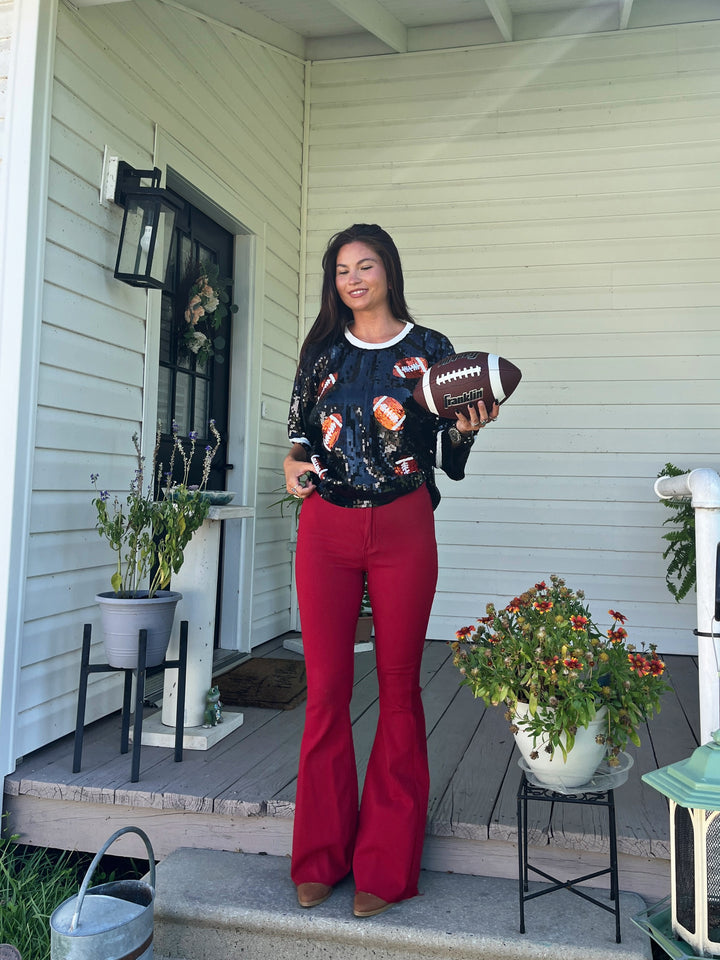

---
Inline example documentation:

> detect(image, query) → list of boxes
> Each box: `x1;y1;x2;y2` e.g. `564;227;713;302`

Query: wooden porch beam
326;0;408;53
619;0;635;29
485;0;513;42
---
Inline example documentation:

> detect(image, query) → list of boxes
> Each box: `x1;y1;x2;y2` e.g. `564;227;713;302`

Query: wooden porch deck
3;635;699;901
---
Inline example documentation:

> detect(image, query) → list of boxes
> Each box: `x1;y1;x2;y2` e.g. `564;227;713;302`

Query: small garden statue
203;686;223;727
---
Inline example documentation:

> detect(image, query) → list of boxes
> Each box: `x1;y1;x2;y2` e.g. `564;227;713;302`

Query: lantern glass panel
115;194;177;288
155;204;176;286
675;803;696;934
706;811;720;942
116;200;151;281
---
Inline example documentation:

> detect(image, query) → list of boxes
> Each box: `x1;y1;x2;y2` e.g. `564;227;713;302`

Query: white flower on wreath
188;330;209;354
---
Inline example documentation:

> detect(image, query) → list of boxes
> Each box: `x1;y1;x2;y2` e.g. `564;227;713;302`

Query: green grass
0;832;85;959
0;821;147;960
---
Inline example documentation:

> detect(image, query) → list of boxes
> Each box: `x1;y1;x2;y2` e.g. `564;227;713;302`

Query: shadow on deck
2;635;698;901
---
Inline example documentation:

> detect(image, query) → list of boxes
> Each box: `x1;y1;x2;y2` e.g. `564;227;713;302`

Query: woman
284;224;498;918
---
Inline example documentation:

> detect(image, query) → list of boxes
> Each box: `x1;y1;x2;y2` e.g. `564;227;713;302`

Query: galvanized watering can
50;826;155;960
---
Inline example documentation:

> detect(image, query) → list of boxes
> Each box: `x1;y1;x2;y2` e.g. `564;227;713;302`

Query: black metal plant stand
517;773;621;943
73;621;188;783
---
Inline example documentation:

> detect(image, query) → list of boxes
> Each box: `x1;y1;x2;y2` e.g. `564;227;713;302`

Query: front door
156;198;236;647
156;198;234;490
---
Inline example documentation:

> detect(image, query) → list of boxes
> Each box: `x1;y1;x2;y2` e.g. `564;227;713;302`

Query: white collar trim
344;321;412;350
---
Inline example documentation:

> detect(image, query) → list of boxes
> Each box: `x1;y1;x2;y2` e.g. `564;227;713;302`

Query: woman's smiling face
335;241;390;314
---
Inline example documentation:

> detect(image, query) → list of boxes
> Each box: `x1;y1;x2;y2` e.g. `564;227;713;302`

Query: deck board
3;634;700;900
426;684;485;824
430;703;515;840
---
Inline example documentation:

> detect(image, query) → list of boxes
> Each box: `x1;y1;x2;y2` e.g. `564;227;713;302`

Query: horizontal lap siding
17;0;304;757
0;0;11;162
307;22;720;652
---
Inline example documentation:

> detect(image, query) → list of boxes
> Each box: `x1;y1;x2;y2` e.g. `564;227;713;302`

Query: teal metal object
642;730;720;810
632;898;714;960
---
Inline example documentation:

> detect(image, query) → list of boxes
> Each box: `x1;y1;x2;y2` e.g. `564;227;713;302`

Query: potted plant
90;422;220;667
451;575;670;788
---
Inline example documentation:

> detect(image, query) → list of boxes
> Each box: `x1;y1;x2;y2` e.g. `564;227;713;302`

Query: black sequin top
288;322;474;508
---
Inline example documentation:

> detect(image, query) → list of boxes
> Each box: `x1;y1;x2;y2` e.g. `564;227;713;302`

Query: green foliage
657;462;697;602
0;827;88;960
268;471;316;525
0;816;148;959
91;423;221;597
452;575;670;761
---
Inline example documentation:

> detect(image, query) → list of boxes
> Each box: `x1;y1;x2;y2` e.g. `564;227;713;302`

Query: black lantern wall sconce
112;161;183;289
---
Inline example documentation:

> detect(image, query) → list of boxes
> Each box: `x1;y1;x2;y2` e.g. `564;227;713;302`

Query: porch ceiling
75;0;720;60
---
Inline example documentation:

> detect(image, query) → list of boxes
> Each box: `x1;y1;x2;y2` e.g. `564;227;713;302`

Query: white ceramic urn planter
512;700;608;789
95;591;182;669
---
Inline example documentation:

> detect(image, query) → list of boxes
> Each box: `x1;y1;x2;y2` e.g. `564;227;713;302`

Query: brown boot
353;891;393;917
296;882;332;908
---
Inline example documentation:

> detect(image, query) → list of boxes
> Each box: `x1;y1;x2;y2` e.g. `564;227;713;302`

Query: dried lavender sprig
200;420;222;489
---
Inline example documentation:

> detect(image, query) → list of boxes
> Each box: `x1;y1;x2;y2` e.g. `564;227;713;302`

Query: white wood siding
16;0;304;758
306;22;720;654
0;0;11;162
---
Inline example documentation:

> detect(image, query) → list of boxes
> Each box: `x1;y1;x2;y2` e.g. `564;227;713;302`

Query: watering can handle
69;826;156;933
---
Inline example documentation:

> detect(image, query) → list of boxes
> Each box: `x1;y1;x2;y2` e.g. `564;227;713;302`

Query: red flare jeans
291;484;438;903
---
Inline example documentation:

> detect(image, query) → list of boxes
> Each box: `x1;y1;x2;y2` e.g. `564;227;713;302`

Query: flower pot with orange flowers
452;575;670;789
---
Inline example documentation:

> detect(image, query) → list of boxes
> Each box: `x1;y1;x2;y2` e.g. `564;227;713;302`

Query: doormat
217;658;307;710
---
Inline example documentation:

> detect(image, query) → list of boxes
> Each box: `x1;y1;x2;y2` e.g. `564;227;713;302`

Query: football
413;351;522;420
373;395;406;431
321;413;343;450
392;356;429;379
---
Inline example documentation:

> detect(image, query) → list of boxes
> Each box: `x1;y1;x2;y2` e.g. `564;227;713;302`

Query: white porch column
655;469;720;745
145;504;253;748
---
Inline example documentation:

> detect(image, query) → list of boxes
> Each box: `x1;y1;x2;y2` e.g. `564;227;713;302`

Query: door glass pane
197;242;214;264
157;366;172;433
166;233;177;289
175;371;192;436
159;294;173;364
194;377;209;432
179;234;192;272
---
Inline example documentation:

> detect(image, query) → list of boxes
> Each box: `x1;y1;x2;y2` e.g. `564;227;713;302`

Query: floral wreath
178;259;237;366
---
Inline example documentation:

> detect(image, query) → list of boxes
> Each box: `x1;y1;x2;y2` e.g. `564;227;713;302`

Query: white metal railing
654;469;720;744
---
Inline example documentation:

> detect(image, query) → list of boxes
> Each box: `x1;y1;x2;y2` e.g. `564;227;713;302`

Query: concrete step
152;848;653;960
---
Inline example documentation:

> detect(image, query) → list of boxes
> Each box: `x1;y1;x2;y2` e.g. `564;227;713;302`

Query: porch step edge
152;848;652;960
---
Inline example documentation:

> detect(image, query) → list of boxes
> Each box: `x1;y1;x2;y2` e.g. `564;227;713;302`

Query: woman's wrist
448;425;473;445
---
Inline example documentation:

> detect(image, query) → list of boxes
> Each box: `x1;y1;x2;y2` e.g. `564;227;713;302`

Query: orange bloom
628;653;650;676
570;615;588;631
533;600;554;613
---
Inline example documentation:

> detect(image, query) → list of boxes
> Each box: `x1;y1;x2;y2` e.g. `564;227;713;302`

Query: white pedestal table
139;503;253;750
